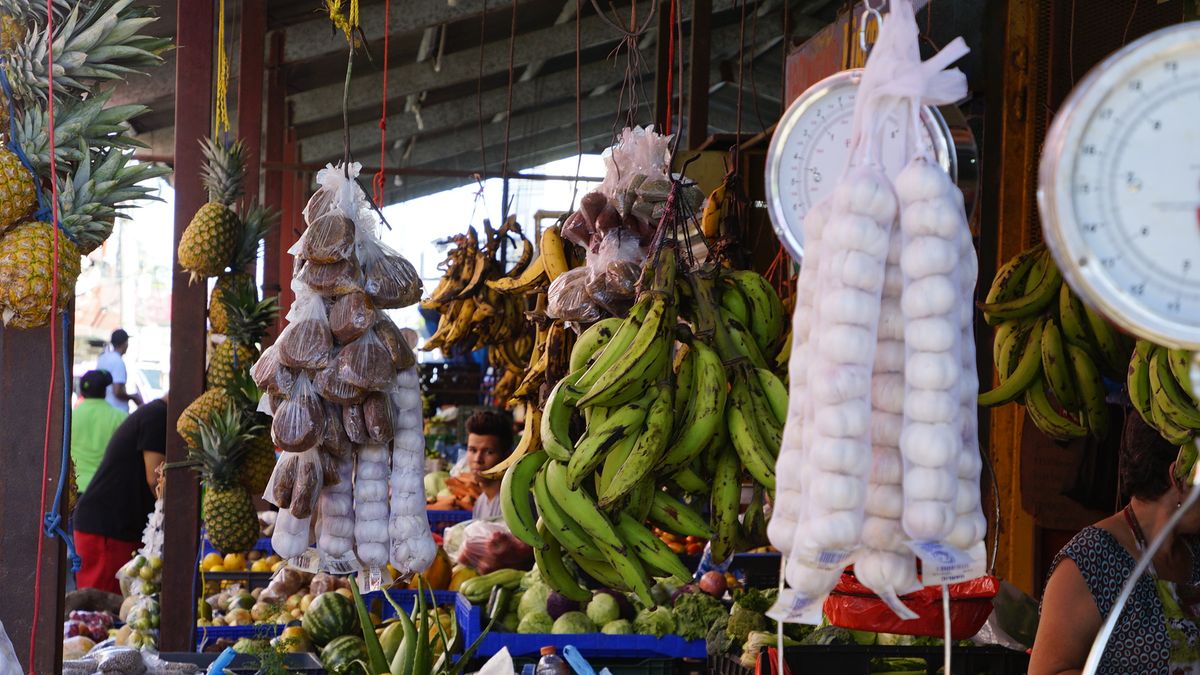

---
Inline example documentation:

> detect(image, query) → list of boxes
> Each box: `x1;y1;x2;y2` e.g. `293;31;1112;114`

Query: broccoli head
732;588;776;613
726;604;770;644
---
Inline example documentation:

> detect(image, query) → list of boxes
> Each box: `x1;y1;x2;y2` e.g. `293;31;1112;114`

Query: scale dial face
1039;23;1200;350
765;69;958;260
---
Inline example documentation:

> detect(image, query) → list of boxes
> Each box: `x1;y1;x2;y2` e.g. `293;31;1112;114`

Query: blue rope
0;61;78;243
43;311;81;572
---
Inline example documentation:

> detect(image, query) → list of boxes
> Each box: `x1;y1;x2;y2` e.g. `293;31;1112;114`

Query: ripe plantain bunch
420;219;535;361
1128;340;1200;446
977;244;1132;441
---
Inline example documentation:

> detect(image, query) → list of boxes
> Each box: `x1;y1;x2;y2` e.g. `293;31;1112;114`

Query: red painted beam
262;30;286;343
237;0;268;209
160;0;214;652
0;324;69;673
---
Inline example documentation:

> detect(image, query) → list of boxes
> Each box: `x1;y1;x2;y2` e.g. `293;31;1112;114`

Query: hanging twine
214;0;231;136
326;0;361;45
373;0;392;203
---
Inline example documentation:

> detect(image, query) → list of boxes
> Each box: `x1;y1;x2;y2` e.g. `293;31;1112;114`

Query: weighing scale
764;68;978;260
1035;22;1200;674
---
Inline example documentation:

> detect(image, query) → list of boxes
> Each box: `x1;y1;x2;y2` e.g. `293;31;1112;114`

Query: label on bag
905;540;985;585
768;590;825;625
287;549;321;574
323;552;364;576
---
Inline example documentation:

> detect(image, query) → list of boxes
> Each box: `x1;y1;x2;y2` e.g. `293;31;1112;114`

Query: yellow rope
325;0;361;45
214;0;231;136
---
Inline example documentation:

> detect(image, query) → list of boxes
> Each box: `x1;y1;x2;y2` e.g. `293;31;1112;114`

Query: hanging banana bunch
977;244;1132;441
1129;340;1200;445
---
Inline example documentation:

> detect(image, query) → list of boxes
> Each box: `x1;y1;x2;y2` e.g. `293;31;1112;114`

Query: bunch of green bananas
1129;340;1200;445
977;244;1130;441
495;243;788;603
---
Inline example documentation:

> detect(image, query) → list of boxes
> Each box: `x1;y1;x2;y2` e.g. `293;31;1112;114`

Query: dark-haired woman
1029;413;1200;674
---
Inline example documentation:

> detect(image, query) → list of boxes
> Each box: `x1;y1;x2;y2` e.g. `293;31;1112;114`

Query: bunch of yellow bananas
420;220;534;358
977;244;1131;441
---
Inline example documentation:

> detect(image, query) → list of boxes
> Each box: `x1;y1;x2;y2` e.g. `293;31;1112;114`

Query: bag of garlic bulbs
770;0;981;625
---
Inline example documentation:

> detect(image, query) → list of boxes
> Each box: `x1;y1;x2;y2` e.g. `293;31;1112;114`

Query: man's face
116;341;128;355
466;433;506;479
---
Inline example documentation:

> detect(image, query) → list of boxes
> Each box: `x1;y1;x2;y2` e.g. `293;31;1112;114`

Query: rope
373;0;392;204
325;0;361;44
30;1;72;667
500;0;519;218
214;0;231;137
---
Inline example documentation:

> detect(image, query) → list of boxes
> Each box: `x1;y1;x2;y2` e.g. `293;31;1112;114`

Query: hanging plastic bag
271;372;326;453
336;327;395;391
329;290;377;345
358;233;422;309
319;400;353;457
297;163;361;263
343;402;368;444
362;391;395;444
316;451;356;564
251;344;296;397
297;258;362;297
277;284;333;369
546;267;603;324
315;356;367;406
376;316;417;370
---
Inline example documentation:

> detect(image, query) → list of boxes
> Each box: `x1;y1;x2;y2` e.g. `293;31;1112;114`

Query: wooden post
263;31;287;342
160;0;215;652
237;0;268;208
0;324;69;673
653;0;673;132
686;0;711;148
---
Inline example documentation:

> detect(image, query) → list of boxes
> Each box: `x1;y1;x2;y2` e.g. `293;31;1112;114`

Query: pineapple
207;284;277;390
178;388;234;443
178;139;246;282
0;148;35;232
0;147;168;327
187;402;262;555
210;206;274;334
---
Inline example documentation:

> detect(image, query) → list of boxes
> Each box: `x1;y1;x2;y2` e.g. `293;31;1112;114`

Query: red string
373;0;392;204
30;0;61;669
663;0;676;134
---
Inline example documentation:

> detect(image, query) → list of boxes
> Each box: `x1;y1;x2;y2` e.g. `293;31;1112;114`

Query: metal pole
159;0;215;652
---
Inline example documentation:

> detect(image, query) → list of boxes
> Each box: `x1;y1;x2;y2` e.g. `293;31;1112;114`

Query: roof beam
281;0;511;64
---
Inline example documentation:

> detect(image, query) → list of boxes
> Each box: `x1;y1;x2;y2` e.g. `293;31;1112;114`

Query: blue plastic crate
363;589;460;619
427;509;472;534
454;594;706;659
193;623;285;651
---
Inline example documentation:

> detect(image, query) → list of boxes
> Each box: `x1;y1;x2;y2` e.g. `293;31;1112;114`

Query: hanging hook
858;0;885;55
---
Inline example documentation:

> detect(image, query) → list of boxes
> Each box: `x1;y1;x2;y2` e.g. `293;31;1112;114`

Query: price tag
904;540;985;586
287;549;321;574
768;590;824;625
323;553;363;577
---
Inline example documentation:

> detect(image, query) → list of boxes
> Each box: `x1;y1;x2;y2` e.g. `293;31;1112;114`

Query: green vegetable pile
671;592;727;641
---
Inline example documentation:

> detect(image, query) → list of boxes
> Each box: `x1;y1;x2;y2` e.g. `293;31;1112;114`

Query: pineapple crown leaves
5;0;170;102
200;137;247;207
56;148;171;250
14;90;150;174
226;368;264;412
230;205;277;270
185;400;263;488
221;283;279;346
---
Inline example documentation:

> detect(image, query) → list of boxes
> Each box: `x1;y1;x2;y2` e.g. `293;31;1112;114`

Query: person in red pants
73;394;168;593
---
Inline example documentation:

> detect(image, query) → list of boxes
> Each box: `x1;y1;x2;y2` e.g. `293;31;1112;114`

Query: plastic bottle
534;646;569;675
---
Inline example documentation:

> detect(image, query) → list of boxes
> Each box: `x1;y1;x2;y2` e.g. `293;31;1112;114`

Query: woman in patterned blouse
1029;413;1200;674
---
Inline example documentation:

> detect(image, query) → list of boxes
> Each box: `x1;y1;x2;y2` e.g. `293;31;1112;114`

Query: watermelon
320;635;369;675
302;592;360;647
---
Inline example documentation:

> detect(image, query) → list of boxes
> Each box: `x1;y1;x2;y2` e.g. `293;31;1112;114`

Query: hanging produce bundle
769;0;985;622
975;243;1131;441
0;1;172;328
420;218;558;404
485;122;790;605
255;162;433;582
1129;340;1200;445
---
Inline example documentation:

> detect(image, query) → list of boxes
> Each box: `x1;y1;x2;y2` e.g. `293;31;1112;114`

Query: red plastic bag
823;569;997;640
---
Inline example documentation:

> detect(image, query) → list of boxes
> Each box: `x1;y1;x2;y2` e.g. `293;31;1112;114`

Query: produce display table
160;651;323;673
709;645;1030;675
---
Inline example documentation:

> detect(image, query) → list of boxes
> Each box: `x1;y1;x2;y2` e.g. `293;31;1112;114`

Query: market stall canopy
121;0;836;204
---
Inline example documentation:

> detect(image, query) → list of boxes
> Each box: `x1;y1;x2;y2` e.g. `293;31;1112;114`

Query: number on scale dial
765;69;956;259
1039;23;1200;349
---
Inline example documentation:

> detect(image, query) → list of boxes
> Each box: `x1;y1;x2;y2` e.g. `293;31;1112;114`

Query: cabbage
586;593;621;626
517;611;554;634
633;607;675;637
601;619;634;634
424;471;449;500
551;611;597;634
518;584;550;619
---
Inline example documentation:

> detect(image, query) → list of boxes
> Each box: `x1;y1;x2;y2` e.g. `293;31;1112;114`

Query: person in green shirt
72;370;127;494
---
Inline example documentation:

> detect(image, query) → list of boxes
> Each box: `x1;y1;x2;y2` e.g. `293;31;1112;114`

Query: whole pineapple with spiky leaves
0;145;168;327
178;388;233;442
207;284;277;390
178;139;246;282
210;206;275;334
186;402;262;555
